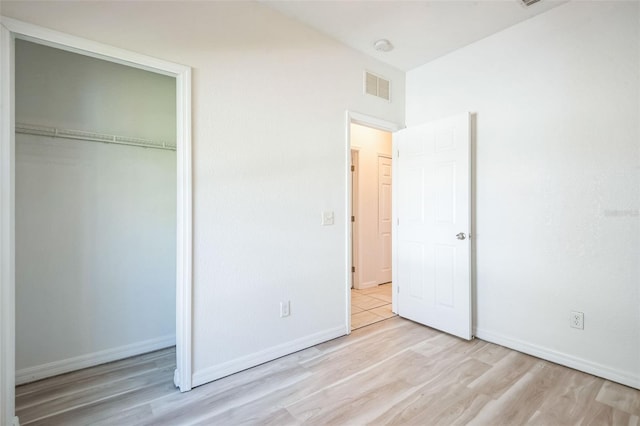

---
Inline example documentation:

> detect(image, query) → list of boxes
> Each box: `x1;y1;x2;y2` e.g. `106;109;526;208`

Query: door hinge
351;165;355;172
397;285;400;294
397;149;400;158
352;266;356;273
351;215;355;222
397;218;399;226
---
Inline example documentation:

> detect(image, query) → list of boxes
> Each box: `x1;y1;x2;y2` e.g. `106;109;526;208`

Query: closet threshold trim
15;122;176;151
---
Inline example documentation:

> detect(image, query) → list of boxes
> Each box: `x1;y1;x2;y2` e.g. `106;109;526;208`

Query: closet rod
15;122;177;151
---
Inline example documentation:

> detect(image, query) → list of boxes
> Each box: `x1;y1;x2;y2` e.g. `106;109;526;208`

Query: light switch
322;211;335;226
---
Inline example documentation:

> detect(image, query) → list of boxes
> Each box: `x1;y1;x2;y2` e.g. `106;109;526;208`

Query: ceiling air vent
519;0;541;7
364;71;391;101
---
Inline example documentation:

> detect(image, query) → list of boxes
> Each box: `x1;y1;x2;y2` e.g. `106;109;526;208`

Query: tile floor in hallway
351;282;396;330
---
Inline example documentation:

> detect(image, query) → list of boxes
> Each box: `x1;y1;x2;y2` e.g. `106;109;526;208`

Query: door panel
436;162;456;223
395;112;471;340
435;244;455;307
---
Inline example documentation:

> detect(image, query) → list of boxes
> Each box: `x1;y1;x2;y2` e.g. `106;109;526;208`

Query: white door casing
1;17;193;424
395;112;472;340
378;155;392;284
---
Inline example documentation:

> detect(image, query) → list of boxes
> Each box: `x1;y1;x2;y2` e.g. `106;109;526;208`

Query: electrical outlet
280;301;290;318
570;311;584;329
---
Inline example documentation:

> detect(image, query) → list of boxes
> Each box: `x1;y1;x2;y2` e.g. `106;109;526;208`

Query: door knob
456;232;466;240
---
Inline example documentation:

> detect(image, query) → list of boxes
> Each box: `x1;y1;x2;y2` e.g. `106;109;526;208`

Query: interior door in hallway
378;155;392;284
394;112;472;340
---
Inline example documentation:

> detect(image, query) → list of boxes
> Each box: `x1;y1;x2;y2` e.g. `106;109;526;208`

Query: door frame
1;17;193;424
345;111;402;333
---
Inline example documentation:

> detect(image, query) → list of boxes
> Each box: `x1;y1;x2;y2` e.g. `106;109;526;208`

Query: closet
15;39;177;384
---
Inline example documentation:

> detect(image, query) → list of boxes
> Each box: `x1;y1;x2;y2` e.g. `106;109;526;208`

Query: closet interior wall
15;39;177;383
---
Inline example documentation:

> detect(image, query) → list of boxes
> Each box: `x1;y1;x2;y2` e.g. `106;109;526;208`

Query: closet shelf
15;122;176;151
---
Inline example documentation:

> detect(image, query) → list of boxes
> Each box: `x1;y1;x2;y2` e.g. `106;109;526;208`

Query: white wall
351;123;392;289
0;1;406;386
15;40;177;381
406;1;639;387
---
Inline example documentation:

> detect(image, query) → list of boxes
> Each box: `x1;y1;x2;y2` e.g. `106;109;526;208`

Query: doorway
1;19;193;423
346;114;401;331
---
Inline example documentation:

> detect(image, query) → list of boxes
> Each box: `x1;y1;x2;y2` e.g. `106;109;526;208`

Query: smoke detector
519;0;541;6
373;39;394;52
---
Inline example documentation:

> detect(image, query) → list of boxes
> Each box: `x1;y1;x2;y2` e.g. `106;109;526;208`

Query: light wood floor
351;282;395;330
16;317;640;425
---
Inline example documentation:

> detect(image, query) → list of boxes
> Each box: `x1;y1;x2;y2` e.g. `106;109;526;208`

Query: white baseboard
15;334;176;385
356;280;379;290
193;326;345;387
475;328;640;390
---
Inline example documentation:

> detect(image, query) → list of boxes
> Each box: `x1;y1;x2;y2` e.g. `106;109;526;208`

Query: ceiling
261;0;567;71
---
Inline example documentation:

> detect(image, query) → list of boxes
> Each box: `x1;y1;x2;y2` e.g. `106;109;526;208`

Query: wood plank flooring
16;317;640;425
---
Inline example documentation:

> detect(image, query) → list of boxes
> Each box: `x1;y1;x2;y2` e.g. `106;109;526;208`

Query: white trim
0;17;185;76
345;117;353;335
475;328;640;390
175;65;193;392
192;326;345;388
391;131;398;315
1;21;16;426
15;335;176;386
348;112;404;133
345;111;403;334
358;280;380;290
0;17;194;423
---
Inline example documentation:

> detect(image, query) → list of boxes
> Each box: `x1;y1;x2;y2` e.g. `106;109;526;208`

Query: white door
395;112;472;340
378;155;392;283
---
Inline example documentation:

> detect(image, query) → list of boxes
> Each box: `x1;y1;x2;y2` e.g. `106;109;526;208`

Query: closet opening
14;39;178;386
